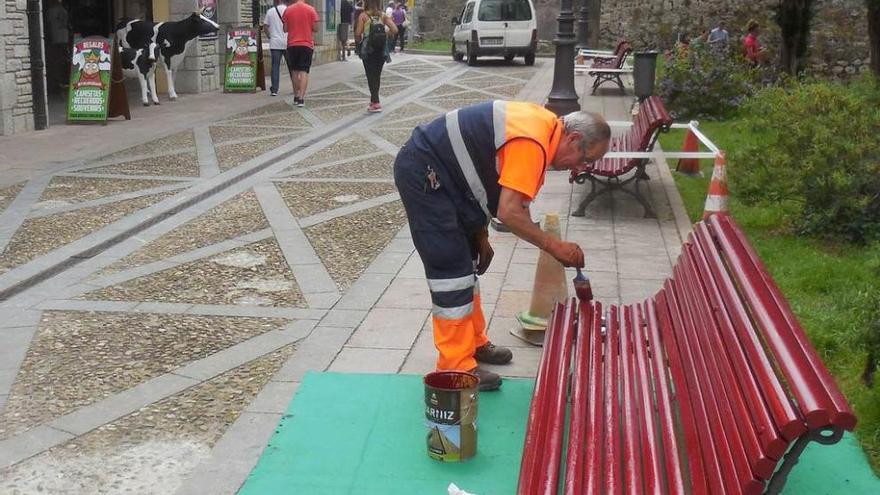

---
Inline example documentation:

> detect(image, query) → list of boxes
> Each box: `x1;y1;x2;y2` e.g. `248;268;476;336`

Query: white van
451;0;537;66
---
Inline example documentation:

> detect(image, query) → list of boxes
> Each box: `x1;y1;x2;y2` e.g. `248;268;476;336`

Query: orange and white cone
514;213;568;335
703;152;729;219
676;127;702;176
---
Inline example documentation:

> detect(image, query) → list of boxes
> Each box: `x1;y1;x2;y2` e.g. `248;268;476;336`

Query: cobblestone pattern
0;346;294;494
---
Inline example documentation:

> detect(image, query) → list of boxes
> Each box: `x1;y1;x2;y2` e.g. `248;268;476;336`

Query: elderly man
394;101;611;391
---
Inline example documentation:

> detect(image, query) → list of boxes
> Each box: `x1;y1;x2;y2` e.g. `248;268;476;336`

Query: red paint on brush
574;268;593;302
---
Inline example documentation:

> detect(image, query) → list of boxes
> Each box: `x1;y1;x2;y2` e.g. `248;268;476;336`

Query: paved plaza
0;55;690;493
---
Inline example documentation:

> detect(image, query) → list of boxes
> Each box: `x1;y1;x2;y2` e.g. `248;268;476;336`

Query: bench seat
517;214;856;495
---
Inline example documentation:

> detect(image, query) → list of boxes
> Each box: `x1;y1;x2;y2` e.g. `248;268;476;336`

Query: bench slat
712;215;857;431
518;304;567;493
643;300;687;495
583;302;607;495
631;305;663;494
664;278;731;494
563;303;594;494
710;215;857;431
540;301;577;494
677;251;765;494
604;306;623;494
621;306;645;493
687;232;785;477
691;222;795;456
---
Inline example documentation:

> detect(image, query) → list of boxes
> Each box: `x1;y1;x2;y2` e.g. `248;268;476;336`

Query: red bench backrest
655;214;856;493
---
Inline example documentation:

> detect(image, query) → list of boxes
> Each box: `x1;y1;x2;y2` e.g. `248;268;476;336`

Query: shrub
729;76;880;243
656;44;762;120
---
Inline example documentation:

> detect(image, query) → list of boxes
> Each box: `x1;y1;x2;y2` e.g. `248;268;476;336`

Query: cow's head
186;11;220;37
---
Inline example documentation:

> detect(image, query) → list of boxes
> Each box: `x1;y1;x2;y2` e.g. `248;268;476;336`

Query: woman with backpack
355;0;397;113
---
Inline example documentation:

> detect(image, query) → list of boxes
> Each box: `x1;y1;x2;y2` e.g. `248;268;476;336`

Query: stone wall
595;0;869;77
0;0;35;136
415;0;871;76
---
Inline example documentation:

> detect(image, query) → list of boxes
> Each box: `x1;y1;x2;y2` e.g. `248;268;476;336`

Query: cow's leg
164;59;178;100
137;71;150;106
148;68;160;104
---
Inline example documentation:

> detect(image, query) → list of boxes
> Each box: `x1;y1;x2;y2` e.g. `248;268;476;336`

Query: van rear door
476;0;505;50
503;0;534;50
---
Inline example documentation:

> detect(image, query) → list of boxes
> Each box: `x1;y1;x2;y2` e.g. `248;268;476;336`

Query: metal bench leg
614;177;655;218
572;177;610;217
765;428;844;495
615;74;625;93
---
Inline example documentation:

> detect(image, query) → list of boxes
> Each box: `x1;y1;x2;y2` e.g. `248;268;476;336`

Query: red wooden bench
587;42;633;94
575;40;629;74
570;95;673;218
517;214;856;495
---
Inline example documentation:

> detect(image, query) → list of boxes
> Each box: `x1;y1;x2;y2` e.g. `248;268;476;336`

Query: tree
774;0;814;75
870;0;880;76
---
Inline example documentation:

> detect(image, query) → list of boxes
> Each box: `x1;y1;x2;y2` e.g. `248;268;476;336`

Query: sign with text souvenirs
67;36;112;122
224;28;258;92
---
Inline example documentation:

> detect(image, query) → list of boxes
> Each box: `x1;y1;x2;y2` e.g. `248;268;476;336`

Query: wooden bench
517;214;857;495
575;40;629;74
587;42;633;94
570;95;672;218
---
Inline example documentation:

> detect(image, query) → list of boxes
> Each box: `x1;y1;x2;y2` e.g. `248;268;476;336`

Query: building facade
0;0;338;136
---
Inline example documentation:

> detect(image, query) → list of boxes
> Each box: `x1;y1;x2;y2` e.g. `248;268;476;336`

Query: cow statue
116;12;219;106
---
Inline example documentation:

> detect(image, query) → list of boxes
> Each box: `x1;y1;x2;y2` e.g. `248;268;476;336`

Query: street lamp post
576;1;589;51
545;0;580;116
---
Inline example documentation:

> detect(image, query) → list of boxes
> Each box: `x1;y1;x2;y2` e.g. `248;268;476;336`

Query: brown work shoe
475;342;513;365
470;367;502;392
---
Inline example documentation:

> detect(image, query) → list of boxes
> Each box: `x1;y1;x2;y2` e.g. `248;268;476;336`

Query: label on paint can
424;375;478;462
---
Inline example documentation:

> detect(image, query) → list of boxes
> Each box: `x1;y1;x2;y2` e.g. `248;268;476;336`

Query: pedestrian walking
392;2;408;52
384;0;394;16
355;0;397;113
263;0;288;96
393;101;611;391
282;0;320;107
338;0;353;61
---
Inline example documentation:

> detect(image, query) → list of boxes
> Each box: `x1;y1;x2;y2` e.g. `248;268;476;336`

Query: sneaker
470;367;502;392
367;102;383;113
475;342;513;365
270;91;278;96
295;98;305;108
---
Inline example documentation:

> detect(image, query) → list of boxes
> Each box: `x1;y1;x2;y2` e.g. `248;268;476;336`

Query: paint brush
573;268;593;302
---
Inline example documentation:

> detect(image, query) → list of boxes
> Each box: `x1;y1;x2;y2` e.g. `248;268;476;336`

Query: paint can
424;370;479;462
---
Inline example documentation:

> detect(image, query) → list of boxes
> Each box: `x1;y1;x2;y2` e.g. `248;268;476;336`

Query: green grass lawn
408;40;452;53
659;124;880;472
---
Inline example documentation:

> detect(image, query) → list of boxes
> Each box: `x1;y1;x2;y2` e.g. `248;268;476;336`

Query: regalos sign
224;28;258;92
67;37;112;122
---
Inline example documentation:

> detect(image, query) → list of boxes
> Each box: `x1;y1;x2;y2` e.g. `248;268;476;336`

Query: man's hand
545;238;585;268
474;228;494;275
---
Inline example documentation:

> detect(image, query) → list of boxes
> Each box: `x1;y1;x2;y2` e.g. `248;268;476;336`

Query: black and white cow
119;45;161;106
116;13;219;106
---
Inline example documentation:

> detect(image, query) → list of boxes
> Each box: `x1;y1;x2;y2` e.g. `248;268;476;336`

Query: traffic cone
512;213;568;346
703;152;730;219
676;127;702;176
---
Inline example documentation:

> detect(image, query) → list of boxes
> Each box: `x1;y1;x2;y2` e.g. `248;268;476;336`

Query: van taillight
531;29;537;42
471;30;478;43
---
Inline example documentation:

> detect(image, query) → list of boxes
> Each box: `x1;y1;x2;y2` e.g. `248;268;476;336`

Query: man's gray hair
562;111;611;149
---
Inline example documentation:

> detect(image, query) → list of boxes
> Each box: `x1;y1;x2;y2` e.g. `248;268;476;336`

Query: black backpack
364;15;386;54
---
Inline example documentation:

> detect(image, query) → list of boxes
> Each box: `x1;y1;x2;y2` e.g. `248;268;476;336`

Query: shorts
337;23;350;43
286;46;314;73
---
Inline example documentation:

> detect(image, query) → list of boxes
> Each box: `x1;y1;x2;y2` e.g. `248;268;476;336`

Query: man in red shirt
282;0;319;107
